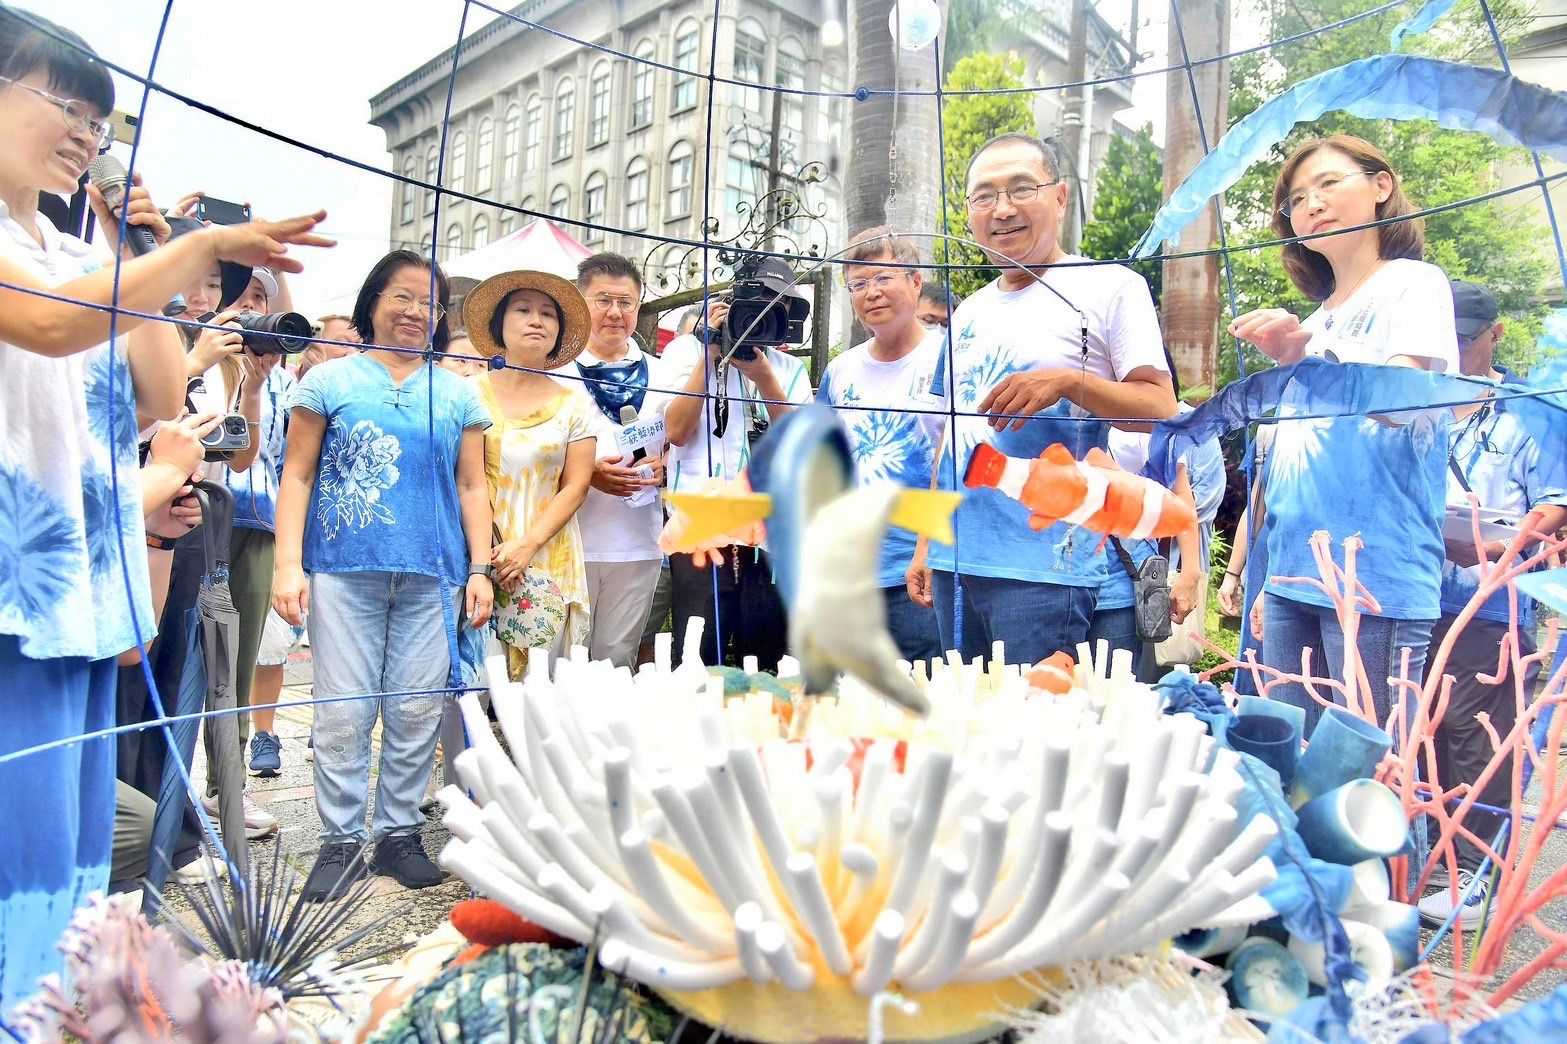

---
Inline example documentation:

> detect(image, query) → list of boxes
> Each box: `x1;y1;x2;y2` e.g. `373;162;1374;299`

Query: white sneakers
200;791;279;840
1418;868;1490;929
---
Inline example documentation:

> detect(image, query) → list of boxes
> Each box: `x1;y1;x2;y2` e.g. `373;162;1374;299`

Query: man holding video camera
663;256;813;669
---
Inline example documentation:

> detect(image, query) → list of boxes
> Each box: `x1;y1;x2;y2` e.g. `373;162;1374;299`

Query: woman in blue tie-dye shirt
1229;135;1457;736
0;8;329;1009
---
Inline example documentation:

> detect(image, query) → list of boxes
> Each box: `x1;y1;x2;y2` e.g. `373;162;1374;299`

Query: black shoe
300;842;367;903
370;832;443;889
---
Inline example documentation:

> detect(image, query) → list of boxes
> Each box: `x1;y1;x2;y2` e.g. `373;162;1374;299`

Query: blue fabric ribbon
1135;56;1567;256
1142;359;1567;493
1389;0;1459;48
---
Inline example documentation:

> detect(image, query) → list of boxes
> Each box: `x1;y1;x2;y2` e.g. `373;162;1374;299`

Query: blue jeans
931;571;1097;666
1087;605;1140;675
308;571;455;843
883;585;942;664
1261;592;1435;739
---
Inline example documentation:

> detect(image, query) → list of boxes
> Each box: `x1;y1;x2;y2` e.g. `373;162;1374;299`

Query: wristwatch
468;562;493;579
146;531;181;551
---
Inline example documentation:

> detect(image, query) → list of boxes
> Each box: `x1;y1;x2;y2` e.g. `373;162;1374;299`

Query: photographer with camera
663;256;813;670
0;6;330;1009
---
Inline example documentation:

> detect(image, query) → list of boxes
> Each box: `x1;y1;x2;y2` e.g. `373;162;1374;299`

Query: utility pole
1160;0;1231;398
1061;0;1089;251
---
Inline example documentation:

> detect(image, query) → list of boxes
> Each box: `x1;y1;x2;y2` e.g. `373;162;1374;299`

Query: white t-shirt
1264;257;1457;619
1299;257;1458;372
552;341;669;562
928;257;1169;584
816;330;944;587
662;335;813;492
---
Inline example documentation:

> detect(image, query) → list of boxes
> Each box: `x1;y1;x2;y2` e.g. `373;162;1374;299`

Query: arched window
473;214;490;250
523;95;542;173
588;62;611;148
448;131;467;189
400;156;417;224
475;116;494;190
733;18;766;116
548;184;570;218
671;20;699;113
500;211;517;236
553;78;576;161
624;156;649;231
667;141;693;218
446;221;464;256
424;146;437;215
419;234;433;256
630;40;655;130
521;195;537;218
502;103;521;181
583;172;606;245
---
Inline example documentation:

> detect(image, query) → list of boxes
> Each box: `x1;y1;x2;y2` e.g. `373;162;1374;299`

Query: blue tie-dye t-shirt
1261;259;1458;620
227;364;296;533
816;329;943;587
1439;368;1567;627
292;354;489;586
927;261;1169;586
0;201;154;661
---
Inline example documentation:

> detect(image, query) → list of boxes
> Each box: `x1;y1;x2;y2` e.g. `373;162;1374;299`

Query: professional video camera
718;255;810;361
193;310;314;356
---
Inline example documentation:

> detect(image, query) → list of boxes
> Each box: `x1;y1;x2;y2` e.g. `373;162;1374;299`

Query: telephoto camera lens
235;310;313;355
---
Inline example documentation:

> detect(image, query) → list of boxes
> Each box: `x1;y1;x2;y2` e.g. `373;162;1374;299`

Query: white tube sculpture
438;640;1276;1043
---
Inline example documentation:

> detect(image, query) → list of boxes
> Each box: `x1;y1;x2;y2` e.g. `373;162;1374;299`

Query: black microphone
87;155;158;256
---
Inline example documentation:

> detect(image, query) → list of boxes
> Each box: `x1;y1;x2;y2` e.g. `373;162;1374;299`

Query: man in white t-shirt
552;253;668;669
908;132;1177;667
817;226;943;663
663;259;813;668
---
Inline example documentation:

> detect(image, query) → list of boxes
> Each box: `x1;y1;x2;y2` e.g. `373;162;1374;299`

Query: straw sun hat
462;269;591;366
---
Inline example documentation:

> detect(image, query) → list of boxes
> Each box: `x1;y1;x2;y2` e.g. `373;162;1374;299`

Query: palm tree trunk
1161;0;1231;397
846;0;942;255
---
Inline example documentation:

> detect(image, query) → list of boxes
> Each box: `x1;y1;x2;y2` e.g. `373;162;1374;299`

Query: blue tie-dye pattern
930;324;1112;586
0;462;84;628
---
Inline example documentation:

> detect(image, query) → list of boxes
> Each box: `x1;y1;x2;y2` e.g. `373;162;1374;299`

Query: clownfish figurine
965;442;1195;541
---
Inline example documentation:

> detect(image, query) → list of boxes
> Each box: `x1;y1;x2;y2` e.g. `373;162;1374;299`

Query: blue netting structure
7;0;1567;1031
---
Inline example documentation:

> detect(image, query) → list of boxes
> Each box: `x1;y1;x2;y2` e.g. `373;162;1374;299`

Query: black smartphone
196;196;251;225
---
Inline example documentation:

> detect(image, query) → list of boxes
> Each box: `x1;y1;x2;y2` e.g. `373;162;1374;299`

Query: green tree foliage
941;0;1004;74
1217;0;1552;383
1080;124;1165;303
937;51;1037;299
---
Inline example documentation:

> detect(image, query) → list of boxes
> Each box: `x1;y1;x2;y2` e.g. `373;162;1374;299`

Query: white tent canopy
443;217;593;283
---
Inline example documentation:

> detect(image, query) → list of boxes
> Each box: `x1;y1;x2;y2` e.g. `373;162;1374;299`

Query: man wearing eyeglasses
1420;280;1567;927
908;132;1177;667
663;258;813;669
817;226;943;663
546;253;670;669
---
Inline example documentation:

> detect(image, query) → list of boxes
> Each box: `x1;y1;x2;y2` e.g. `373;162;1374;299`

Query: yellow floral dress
478;375;594;678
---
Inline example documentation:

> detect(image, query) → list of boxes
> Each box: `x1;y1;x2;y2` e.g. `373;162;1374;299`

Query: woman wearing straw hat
464;269;596;680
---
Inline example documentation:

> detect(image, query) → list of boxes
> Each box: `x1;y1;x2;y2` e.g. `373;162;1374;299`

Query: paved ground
174;648;1567;1017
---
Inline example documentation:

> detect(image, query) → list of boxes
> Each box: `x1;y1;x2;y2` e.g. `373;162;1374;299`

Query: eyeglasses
0;75;115;153
966;180;1060;212
379;289;445;321
590;294;638;314
845;272;910;296
1278;170;1379;219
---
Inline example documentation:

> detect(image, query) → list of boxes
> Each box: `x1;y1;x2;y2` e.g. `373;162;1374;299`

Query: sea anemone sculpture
436;641;1279;1043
